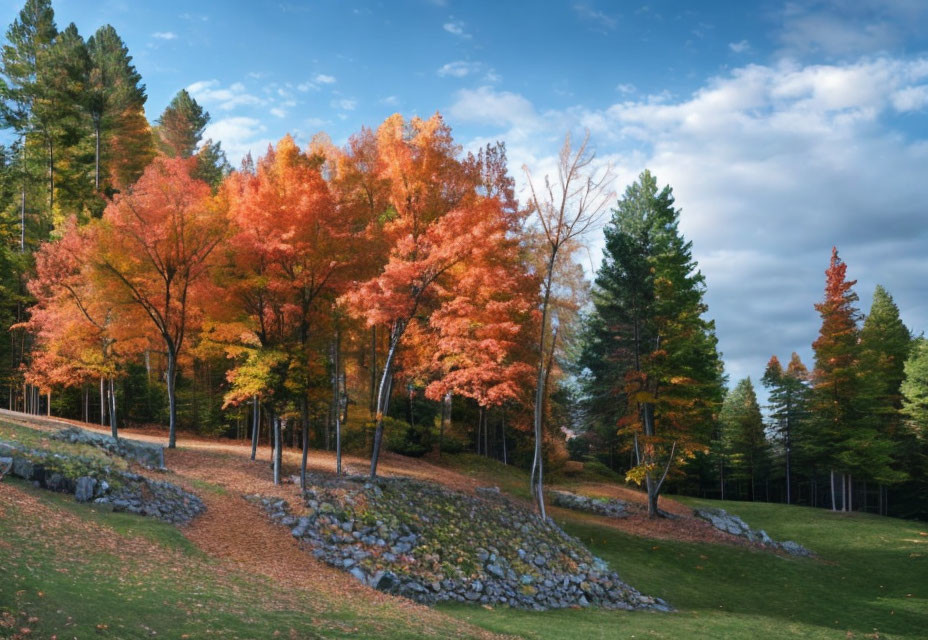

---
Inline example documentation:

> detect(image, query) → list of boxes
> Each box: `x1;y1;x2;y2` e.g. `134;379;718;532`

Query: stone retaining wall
0;440;203;524
251;474;671;612
51;426;165;469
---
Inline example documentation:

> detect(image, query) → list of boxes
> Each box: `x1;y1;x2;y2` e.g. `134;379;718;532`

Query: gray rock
12;457;34;480
694;507;813;557
372;571;398;591
779;540;813;557
74;476;97;503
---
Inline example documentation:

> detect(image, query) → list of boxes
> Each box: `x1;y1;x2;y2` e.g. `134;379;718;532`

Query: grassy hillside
0;479;497;640
439;458;928;639
2;420;926;639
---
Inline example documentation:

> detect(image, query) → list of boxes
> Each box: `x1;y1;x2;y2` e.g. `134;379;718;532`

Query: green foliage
578;169;725;508
902;337;928;438
155;89;207;158
384;415;433;457
720;377;770;500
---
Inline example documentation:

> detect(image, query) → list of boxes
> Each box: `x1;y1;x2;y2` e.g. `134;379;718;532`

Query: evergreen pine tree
859;286;912;433
811;249;903;511
584;169;724;517
902;338;928;439
762;352;810;504
155;89;228;186
86;24;153;198
33;23;94;222
0;0;57;250
720;377;769;501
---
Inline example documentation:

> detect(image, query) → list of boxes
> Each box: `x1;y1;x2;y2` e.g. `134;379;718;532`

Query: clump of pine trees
577;240;928;519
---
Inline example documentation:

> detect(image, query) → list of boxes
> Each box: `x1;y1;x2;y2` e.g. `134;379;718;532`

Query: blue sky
4;0;928;394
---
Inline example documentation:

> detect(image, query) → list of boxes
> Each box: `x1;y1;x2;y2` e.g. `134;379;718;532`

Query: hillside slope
2;414;926;639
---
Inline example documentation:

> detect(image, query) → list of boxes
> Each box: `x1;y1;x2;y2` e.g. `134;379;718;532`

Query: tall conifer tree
720;377;769;501
86;24;153;198
762;352;810;504
584;170;724;517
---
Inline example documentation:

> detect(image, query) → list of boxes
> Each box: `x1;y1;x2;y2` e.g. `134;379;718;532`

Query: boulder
694;507;813;557
11;456;34;480
75;476;97;503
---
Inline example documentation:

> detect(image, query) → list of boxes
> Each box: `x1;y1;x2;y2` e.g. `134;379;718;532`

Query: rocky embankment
694;507;813;557
51;426;166;469
0;440;203;524
252;474;670;611
550;490;629;518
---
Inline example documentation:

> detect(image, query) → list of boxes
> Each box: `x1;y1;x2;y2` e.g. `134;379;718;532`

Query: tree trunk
108;376;118;440
439;392;451;458
300;415;309;490
502;413;508;465
47;137;53;226
720;457;725;500
369;323;402;478
94;122;101;192
46;390;50;417
20;137;26;252
100;377;106;425
250;395;259;460
369;326;377;418
647;486;659;516
333;329;342;475
530;255;557;520
166;349;178;448
848;474;853;512
272;414;281;485
830;469;836;511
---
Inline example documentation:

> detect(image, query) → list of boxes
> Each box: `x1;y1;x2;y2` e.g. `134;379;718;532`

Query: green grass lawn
442;497;928;639
4;430;926;639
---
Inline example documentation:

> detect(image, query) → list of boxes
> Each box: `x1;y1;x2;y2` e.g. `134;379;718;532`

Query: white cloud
152;31;177;40
616;83;636;94
331;98;357;111
443;20;470;38
380;95;400;107
729;39;750;53
437;61;482;78
573;3;617;32
187;79;264;110
448;86;537;128
776;1;928;58
891;84;928;111
448;56;928;390
296;74;337;92
203;116;274;164
269;107;287;118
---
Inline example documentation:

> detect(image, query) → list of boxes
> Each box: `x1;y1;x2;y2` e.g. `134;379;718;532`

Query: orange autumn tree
216;135;357;485
342;113;516;478
91;156;226;448
415;143;538;454
23;220;141;437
